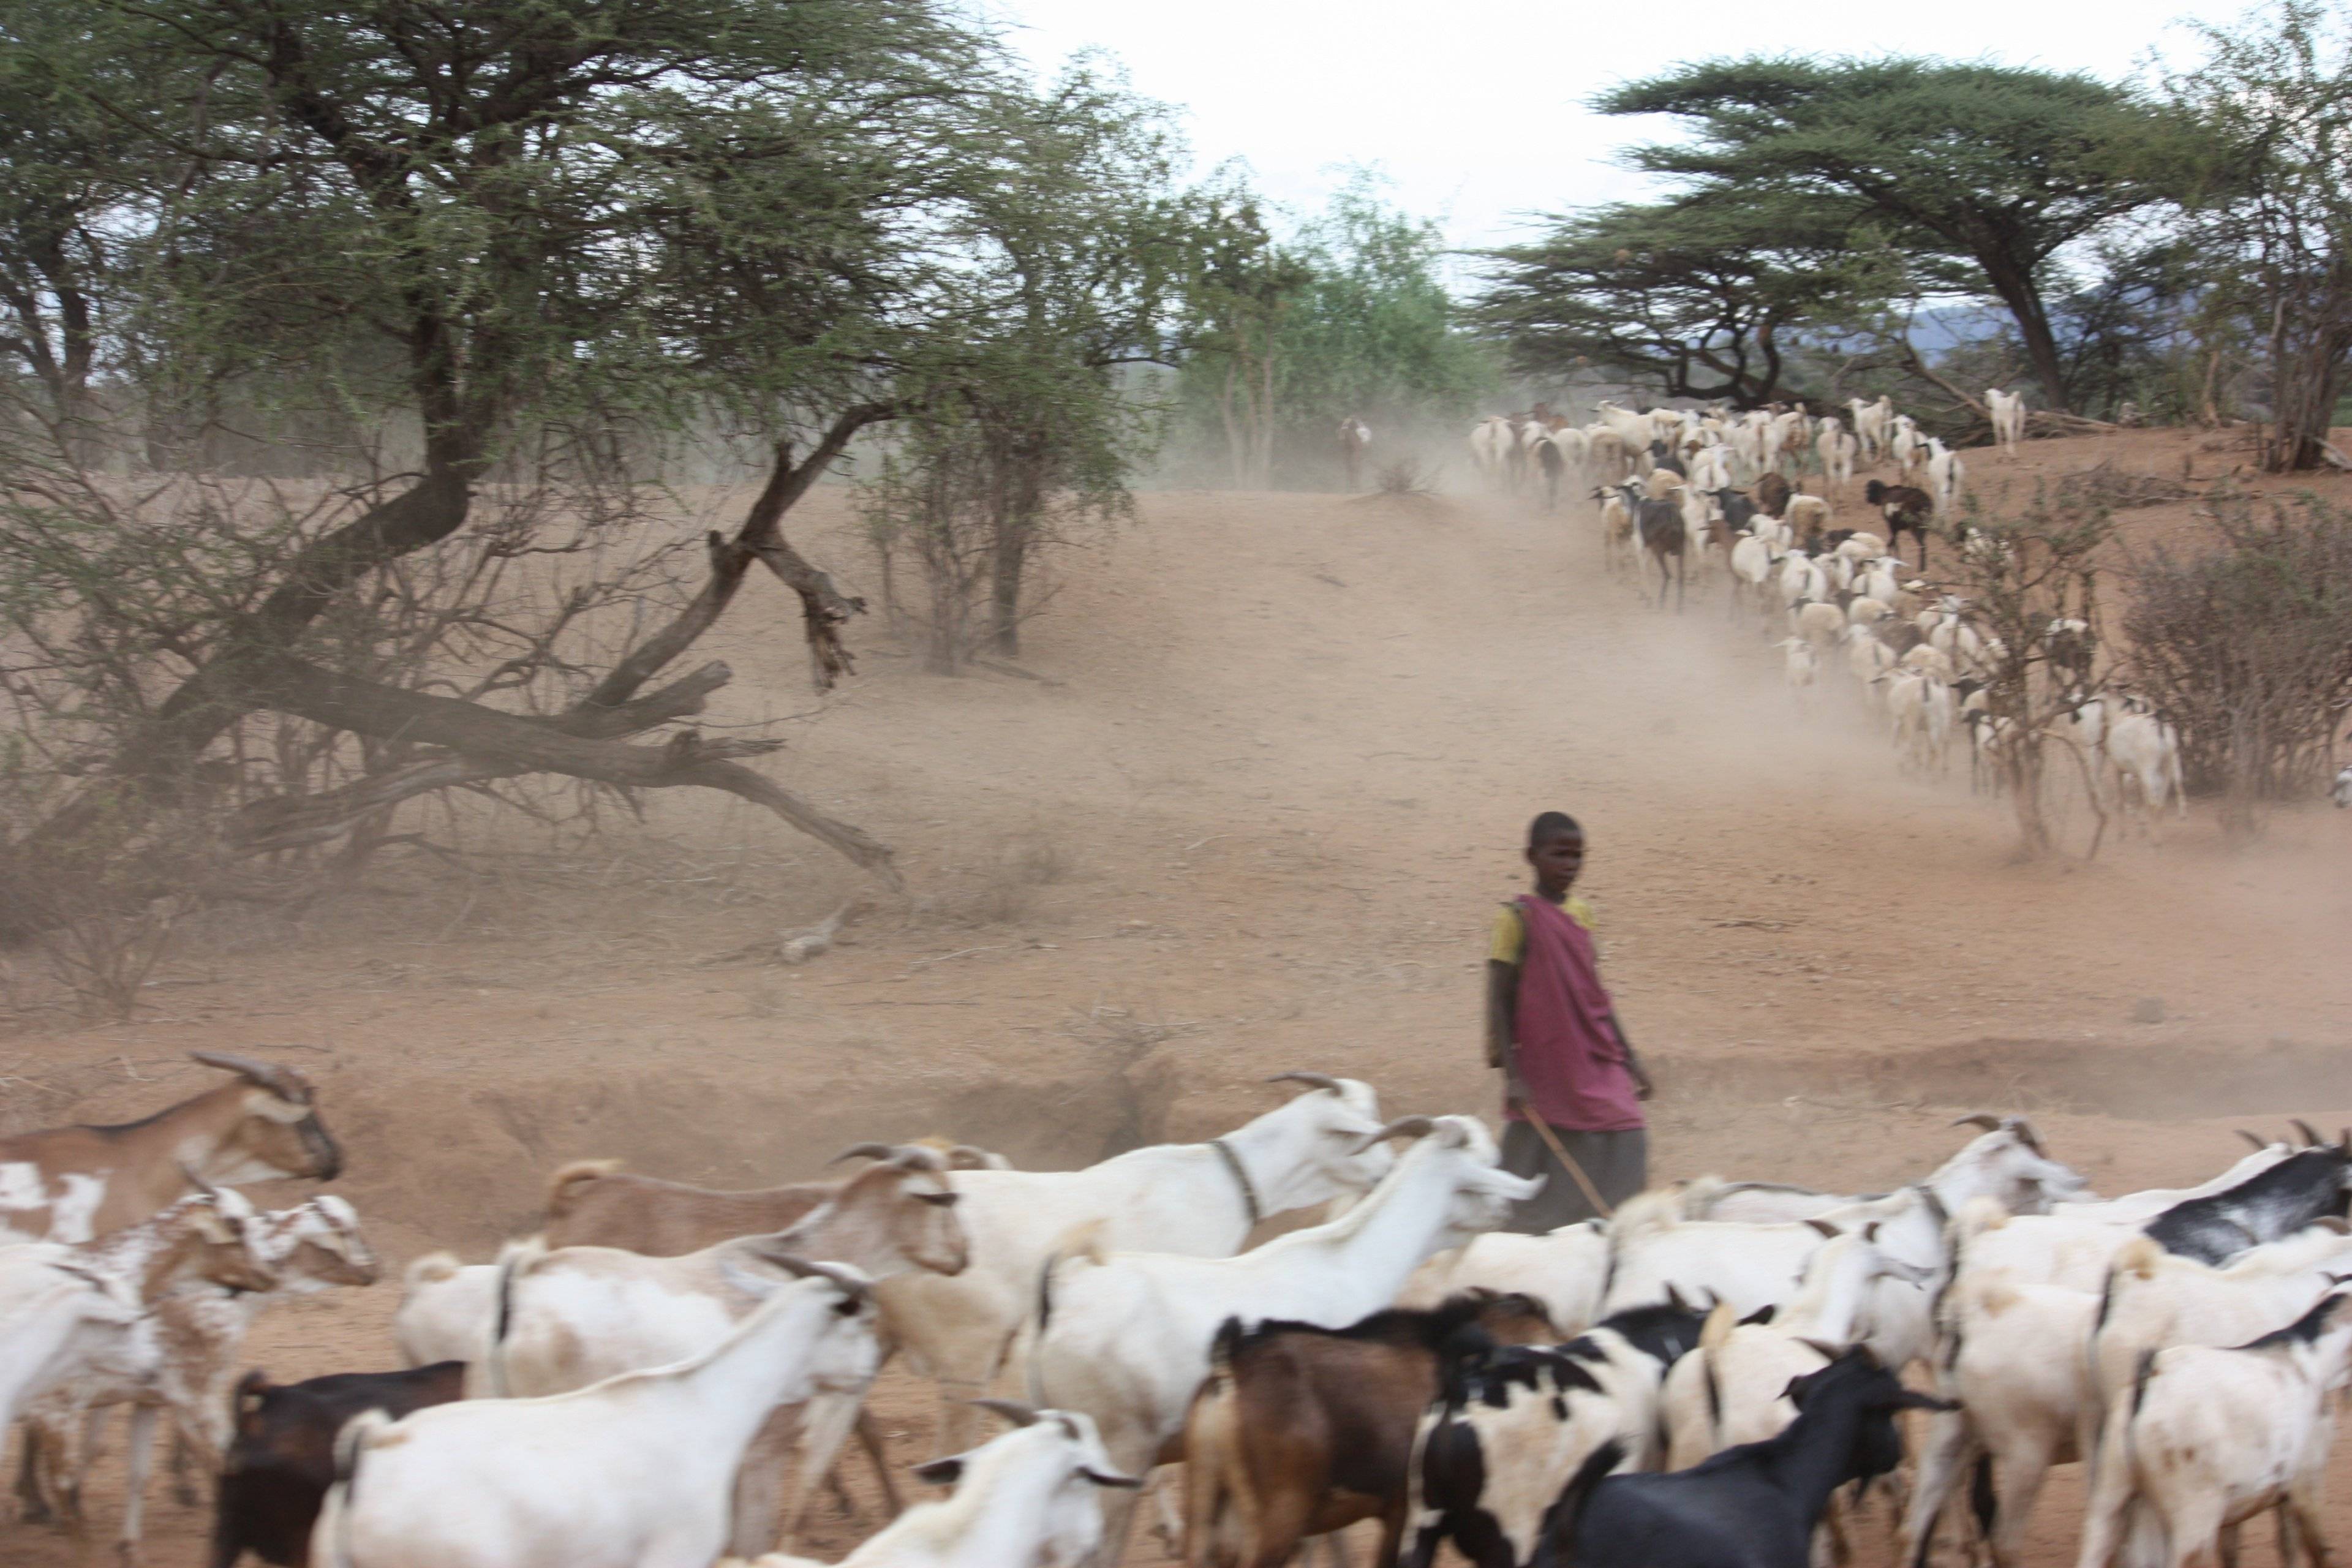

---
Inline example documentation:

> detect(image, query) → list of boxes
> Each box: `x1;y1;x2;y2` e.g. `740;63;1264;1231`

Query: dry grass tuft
2052;459;2195;511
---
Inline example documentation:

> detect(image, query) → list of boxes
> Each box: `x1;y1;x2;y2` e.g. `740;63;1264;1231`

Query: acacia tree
1475;191;1887;407
1600;59;2164;413
941;64;1190;656
1182;179;1313;490
1270;175;1495;445
0;0;1170;938
2160;2;2352;470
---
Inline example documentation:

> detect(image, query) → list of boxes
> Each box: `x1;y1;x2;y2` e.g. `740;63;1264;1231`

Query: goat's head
1365;1114;1539;1240
831;1146;970;1278
761;1256;882;1389
190;1052;344;1185
1943;1114;2087;1215
1783;1349;1954;1485
260;1193;379;1291
158;1178;278;1296
913;1403;1138;1566
1262;1074;1395;1199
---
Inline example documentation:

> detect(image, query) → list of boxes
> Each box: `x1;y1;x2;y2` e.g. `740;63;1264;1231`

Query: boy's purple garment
1508;893;1645;1133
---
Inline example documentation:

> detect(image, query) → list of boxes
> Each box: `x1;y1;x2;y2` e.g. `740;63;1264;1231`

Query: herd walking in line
6;1053;2351;1568
1456;397;2191;838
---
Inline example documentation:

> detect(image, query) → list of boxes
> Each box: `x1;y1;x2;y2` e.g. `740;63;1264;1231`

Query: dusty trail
4;429;2349;1566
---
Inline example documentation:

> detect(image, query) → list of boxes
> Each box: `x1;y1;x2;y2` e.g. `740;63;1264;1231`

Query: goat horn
189;1050;307;1101
2002;1116;2047;1156
968;1398;1043;1428
2239;1130;2270;1151
1352;1115;1438;1152
1267;1072;1344;1095
1949;1114;2002;1133
828;1142;897;1166
2294;1120;2323;1148
763;1256;870;1297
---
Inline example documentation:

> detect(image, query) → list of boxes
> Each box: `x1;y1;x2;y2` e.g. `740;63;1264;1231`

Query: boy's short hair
1526;810;1583;847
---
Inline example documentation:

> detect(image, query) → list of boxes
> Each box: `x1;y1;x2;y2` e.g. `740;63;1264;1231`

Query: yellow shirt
1489;895;1597;964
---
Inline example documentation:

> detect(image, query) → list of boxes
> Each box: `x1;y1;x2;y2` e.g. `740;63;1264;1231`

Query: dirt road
6;427;2348;1566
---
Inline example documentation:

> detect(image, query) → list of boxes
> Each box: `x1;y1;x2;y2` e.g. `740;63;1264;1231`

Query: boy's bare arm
1607;1012;1656;1099
1487;960;1526;1102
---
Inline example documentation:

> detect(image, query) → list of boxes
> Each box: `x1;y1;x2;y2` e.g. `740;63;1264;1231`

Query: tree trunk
1255;349;1276;489
1221;364;1246;489
2266;295;2350;473
1977;251;2073;415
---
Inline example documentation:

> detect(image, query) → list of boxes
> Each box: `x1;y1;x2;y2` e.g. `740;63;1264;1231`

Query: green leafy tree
1599;58;2165;413
2157;1;2352;470
1178;172;1496;486
0;0;1200;930
1475;190;1893;407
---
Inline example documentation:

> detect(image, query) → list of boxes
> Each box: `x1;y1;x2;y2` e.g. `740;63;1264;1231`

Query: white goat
480;1151;968;1553
2085;1226;2352;1455
394;1253;497;1367
1902;1267;2102;1568
725;1403;1137;1568
1025;1114;1536;1561
2105;709;2187;836
21;1194;377;1553
1987;388;2026;453
880;1076;1393;1449
1660;1228;1931;1467
2076;1292;2352;1568
0;1254;138;1429
314;1264;878;1568
1397;1219;1611;1335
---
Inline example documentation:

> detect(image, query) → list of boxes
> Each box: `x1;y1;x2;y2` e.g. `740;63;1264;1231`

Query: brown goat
1182;1291;1558;1568
0;1052;341;1245
1752;472;1793;521
540;1137;1003;1255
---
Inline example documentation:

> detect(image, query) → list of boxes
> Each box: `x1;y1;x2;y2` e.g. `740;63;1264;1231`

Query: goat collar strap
1210;1138;1262;1228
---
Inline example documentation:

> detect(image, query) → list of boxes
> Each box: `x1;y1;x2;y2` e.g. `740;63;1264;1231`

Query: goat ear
1740;1305;1777;1327
1084;1468;1145;1489
1862;1221;1881;1243
912;1457;965;1486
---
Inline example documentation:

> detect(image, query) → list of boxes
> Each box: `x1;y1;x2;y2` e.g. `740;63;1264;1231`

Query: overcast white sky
992;0;2250;255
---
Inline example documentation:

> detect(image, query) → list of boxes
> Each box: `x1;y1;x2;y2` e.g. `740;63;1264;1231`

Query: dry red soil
4;424;2349;1566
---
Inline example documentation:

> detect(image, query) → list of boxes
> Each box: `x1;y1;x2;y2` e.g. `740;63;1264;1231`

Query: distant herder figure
1338;418;1372;491
1485;812;1654;1230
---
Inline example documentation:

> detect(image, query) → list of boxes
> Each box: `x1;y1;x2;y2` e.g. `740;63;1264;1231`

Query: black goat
1863;480;1934;568
2143;1140;2352;1265
1537;435;1566;513
1635;498;1686;611
1648;440;1687;478
1709;487;1760;535
211;1362;466;1568
1535;1350;1949;1568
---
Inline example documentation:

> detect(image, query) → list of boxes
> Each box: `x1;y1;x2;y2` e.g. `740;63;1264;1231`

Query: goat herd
7;1054;2352;1568
1467;395;2191;834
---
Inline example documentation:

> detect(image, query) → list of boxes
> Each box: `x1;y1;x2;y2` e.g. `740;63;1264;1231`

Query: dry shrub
2052;459;2193;511
1060;1002;1205;1063
1375;457;1440;497
37;897;189;1022
2122;495;2352;826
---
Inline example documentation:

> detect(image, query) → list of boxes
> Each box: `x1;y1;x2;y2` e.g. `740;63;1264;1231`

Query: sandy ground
4;423;2350;1566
